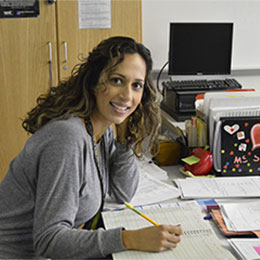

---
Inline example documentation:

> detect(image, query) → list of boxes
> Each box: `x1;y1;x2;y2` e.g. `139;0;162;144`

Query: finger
164;224;183;236
156;230;181;250
165;231;182;243
160;235;181;250
174;225;183;236
171;233;182;244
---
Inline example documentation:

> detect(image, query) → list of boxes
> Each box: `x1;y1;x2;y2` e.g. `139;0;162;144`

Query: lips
110;102;130;111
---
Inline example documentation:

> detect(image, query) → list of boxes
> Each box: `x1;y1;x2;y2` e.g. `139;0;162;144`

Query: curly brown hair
22;36;161;157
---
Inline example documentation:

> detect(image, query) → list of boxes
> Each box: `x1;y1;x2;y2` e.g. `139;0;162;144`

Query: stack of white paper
220;200;260;232
129;171;180;206
137;159;169;180
229;239;260;260
174;176;260;199
104;162;180;210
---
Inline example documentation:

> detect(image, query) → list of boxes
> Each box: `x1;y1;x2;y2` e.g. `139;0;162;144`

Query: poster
0;0;39;18
221;117;260;176
78;0;111;29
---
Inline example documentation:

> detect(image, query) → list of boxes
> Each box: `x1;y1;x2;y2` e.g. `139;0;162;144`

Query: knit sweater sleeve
30;119;126;259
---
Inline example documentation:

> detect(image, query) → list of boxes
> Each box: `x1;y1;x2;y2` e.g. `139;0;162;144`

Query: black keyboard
164;78;242;91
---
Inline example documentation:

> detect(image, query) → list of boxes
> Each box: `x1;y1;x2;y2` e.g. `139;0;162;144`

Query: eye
109;77;123;86
133;82;144;90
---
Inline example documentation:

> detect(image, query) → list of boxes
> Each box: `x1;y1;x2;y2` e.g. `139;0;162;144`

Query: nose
119;83;132;101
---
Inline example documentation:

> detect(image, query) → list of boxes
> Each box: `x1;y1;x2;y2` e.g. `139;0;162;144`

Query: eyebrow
111;72;145;83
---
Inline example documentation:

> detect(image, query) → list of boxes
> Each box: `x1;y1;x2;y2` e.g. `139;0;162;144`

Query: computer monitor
168;22;233;76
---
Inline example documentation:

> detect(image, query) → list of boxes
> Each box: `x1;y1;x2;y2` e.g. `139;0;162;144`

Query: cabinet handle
48;42;53;89
63;41;67;63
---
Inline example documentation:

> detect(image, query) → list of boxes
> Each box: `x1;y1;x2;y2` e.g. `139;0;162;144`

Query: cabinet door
0;1;58;180
56;0;142;80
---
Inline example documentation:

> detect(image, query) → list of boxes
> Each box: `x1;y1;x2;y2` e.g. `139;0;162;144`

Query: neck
89;115;111;143
94;130;105;143
90;111;112;142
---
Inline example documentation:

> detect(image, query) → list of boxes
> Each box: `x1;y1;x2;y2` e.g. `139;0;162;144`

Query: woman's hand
122;225;182;252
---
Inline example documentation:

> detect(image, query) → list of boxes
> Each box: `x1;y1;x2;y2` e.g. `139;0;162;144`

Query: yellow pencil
124;202;159;226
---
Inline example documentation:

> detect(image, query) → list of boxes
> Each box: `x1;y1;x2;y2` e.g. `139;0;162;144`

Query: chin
114;118;126;125
112;115;129;125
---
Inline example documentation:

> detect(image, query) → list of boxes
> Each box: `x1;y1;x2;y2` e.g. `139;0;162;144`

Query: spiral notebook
102;202;236;260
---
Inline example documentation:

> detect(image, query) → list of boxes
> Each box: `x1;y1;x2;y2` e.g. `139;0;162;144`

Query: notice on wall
78;0;111;29
0;0;39;18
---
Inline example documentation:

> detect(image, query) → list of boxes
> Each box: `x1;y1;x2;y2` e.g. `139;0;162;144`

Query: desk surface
134;164;243;259
161;164;184;180
105;162;259;259
158;165;260;260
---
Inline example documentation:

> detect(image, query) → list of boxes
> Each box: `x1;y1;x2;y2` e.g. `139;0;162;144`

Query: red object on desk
183;147;213;176
195;88;255;101
225;88;255;92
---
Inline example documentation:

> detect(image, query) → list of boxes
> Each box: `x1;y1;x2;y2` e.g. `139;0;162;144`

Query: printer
160;80;242;122
160;81;203;121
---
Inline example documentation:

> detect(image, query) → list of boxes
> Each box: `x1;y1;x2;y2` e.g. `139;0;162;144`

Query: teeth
112;102;128;111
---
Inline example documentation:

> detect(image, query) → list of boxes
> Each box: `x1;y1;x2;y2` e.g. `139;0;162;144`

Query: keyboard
164;78;242;91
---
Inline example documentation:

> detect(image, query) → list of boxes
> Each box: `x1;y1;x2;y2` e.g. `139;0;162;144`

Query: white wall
233;73;260;91
142;0;260;91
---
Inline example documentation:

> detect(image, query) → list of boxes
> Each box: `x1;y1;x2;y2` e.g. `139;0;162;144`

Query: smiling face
91;53;146;134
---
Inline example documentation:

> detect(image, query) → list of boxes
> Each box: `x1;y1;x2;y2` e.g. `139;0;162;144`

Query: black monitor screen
168;23;233;75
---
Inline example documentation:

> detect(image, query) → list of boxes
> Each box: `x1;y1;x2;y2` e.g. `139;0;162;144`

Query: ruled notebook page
102;203;236;260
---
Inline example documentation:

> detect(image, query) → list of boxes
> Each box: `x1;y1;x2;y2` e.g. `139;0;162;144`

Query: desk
104;163;244;259
161;164;184;180
156;165;260;260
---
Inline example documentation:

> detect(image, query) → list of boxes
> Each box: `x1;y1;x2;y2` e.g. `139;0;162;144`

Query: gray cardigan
0;117;139;259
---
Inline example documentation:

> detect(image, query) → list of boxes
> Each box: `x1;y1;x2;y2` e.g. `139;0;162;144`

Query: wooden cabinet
0;0;58;180
0;0;141;181
56;0;142;79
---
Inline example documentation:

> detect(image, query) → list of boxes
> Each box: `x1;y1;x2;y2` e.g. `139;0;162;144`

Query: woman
0;36;182;258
